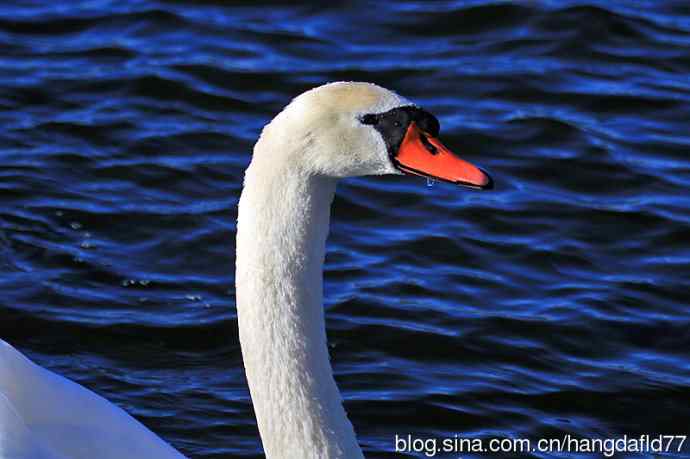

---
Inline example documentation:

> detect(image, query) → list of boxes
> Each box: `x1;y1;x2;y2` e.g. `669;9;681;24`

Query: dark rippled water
2;1;690;458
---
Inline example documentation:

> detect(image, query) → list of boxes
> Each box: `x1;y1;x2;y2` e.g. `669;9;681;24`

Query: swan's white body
0;82;490;458
0;340;185;459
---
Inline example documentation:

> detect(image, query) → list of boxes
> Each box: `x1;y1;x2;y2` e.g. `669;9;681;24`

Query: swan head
255;81;492;189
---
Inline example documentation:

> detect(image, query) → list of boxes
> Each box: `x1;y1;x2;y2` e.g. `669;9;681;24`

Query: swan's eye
394;121;402;127
360;114;378;125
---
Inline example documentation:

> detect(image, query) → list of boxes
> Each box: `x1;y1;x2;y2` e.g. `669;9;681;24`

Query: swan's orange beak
395;122;493;190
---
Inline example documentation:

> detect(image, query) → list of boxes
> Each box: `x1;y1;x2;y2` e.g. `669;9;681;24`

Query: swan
0;82;492;459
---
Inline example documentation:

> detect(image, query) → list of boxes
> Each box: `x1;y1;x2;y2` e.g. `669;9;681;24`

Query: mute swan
0;82;492;459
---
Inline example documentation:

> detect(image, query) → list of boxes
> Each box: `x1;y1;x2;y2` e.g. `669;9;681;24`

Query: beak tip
455;168;493;190
479;168;494;190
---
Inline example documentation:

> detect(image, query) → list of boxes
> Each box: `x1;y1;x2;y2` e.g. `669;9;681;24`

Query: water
1;1;689;457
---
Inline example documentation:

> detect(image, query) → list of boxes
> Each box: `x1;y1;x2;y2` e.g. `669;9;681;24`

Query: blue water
1;1;689;458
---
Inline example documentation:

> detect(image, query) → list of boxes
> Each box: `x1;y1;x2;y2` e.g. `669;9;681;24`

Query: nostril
420;133;438;155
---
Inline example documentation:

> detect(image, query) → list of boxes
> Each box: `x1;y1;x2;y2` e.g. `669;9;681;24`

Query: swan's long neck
236;155;363;459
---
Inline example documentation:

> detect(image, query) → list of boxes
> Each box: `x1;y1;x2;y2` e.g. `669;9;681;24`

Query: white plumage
0;82;466;459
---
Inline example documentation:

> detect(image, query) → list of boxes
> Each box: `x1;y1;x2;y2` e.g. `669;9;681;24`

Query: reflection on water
1;1;689;457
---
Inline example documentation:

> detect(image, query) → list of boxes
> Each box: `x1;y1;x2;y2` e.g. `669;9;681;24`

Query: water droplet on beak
426;177;436;188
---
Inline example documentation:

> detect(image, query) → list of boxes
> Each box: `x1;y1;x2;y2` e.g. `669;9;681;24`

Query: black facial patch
359;105;440;158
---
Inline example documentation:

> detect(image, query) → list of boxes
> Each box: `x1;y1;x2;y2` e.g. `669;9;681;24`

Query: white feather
1;82;410;459
0;340;184;459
